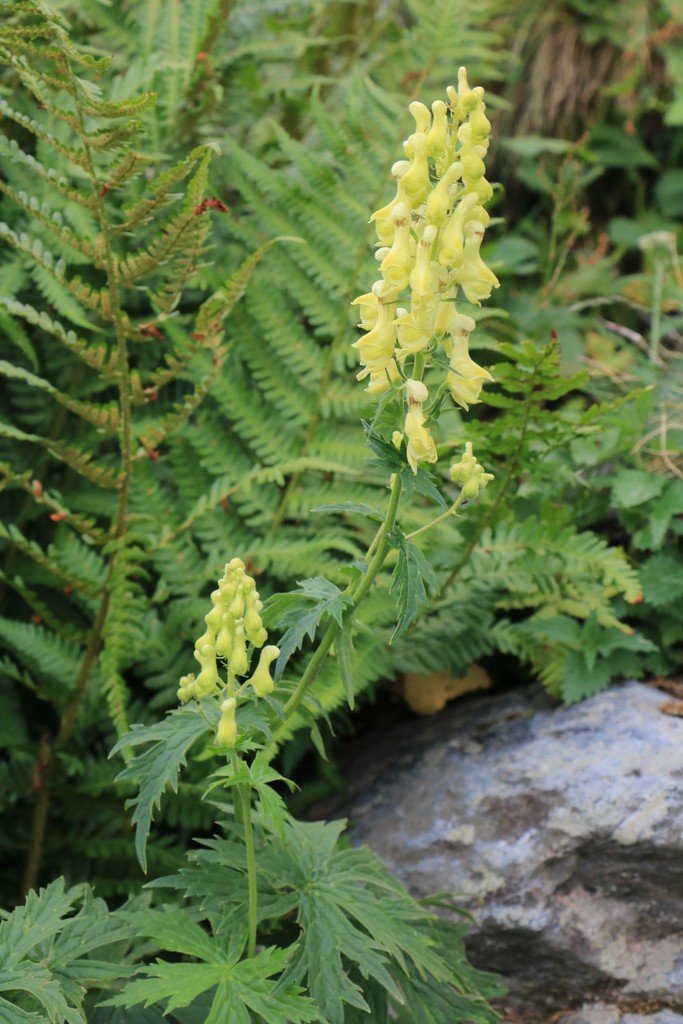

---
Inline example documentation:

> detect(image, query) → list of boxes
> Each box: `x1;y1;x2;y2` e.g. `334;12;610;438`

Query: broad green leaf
611;469;665;508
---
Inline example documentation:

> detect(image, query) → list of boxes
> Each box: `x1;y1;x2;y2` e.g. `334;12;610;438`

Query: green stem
406;491;465;541
283;472;402;722
650;261;664;362
239;785;258;958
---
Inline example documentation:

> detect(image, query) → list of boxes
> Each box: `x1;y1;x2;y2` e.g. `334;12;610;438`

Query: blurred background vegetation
1;0;681;905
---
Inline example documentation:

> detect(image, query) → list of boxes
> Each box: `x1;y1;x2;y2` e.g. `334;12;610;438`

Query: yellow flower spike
379;203;414;291
425;162;461;227
404;379;437;474
456;221;500;305
249;645;280;698
439;192;479;266
230;624;248;677
353;73;495;413
426;99;448;158
392;430;403;449
215;697;237;748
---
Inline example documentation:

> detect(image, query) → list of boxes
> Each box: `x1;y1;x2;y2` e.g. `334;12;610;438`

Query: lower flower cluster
177;558;280;748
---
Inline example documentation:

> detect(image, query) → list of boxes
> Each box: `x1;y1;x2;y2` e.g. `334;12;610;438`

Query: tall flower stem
283;472;403;722
239;786;258;958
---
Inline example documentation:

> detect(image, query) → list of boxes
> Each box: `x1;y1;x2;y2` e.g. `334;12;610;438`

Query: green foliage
110;704;215;873
0;10;680;1022
114;818;501;1024
107;909;317;1024
390;534;440;642
266;577;354;677
0;878;133;1024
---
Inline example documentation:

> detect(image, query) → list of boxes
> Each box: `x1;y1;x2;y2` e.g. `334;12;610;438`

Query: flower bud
177;673;197;703
215;697;237;748
405;378;429;404
426;100;448;158
449;442;493;497
194;643;220;695
230;624;248;677
249;645;280;697
215;615;234;658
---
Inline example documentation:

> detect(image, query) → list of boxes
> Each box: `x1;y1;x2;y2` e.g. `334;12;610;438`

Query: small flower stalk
352;68;498;475
177;557;279;748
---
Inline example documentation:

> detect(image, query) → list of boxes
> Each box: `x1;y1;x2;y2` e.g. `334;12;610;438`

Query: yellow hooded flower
404;379;438;474
445;313;494;410
353;286;396;384
379;203;414;291
249;645;280;698
455;221;499;305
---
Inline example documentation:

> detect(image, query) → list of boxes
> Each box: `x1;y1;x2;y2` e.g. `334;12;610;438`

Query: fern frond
0;360;119;434
0;521;103;599
0;422;120;489
0;297;116;377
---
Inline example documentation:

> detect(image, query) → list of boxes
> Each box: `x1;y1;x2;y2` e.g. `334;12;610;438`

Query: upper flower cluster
352;68;497;472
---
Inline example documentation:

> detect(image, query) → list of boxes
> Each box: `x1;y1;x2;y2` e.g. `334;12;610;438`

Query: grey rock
345;682;683;1015
556;1005;683;1024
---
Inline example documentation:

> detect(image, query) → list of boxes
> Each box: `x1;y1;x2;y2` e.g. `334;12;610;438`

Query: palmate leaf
266;576;353;679
110;703;215;872
0;879;133;1024
107;908;316;1024
260;819;468;1024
